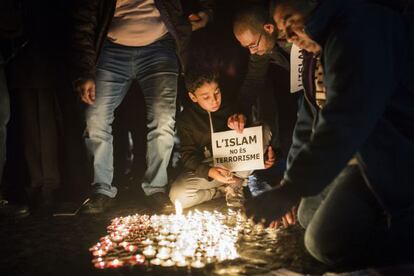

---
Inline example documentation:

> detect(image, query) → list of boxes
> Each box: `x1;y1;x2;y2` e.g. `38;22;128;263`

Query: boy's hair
185;70;218;93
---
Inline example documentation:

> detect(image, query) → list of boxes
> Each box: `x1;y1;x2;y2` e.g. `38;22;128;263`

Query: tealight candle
158;240;170;247
94;261;106;269
92;249;107;257
142;238;153;245
156;247;170;260
150;258;162;266
127;245;137;252
175;259;188;267
143;246;156;258
191;259;205;268
160;259;175;267
108;259;123;268
134;254;146;264
160;228;170;235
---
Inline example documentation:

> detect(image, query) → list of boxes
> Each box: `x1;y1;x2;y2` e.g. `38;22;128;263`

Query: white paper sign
290;44;304;93
211;126;264;172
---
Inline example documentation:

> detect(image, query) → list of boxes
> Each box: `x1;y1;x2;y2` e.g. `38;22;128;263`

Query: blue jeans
85;36;178;198
0;53;10;188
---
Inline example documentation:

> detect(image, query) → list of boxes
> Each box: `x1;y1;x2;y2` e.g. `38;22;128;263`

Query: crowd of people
0;0;413;269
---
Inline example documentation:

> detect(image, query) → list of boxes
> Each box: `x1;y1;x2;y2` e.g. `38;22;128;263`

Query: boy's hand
189;11;209;31
208;167;236;184
227;113;246;134
264;146;276;169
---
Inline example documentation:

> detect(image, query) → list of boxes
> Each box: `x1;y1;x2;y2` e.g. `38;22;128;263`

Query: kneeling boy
170;71;274;209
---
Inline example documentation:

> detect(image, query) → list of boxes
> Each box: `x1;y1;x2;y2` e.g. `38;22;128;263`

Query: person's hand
268;206;297;228
245;181;300;226
76;78;96;105
227;113;246;134
264;145;276;169
189;11;209;31
208;167;236;184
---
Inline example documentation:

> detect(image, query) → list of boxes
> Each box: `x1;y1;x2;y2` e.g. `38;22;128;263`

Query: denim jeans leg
84;41;134;198
136;37;178;195
0;53;10;187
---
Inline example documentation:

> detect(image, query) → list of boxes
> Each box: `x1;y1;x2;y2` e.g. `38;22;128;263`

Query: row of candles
90;201;276;270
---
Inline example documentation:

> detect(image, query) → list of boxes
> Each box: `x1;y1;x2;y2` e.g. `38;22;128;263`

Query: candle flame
175;200;183;215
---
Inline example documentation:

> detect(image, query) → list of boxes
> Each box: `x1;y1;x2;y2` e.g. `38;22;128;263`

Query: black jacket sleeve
237;53;270;120
286;93;314;170
72;0;100;81
178;122;211;180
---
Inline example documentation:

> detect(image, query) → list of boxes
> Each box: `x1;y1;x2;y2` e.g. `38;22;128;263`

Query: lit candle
160;259;175;267
160;228;170;236
134;254;146;264
127;245;137;252
108;258;123;268
191;259;205;268
175;259;188;267
158;240;170;247
143;246;156;258
142;238;153;245
150;258;162;266
94;261;106;269
156;247;170;260
92;249;107;257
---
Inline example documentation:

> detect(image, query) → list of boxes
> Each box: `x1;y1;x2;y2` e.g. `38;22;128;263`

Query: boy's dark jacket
177;100;233;180
284;0;414;214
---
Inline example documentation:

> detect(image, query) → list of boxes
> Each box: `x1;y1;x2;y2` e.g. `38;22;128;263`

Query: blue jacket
285;0;414;214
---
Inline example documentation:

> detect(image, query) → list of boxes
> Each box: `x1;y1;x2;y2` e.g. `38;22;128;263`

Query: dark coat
237;42;290;153
284;0;414;214
177;101;233;180
71;0;213;81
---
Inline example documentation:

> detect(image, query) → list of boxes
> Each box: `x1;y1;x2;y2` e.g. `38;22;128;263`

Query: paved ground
0;184;329;276
1;184;412;276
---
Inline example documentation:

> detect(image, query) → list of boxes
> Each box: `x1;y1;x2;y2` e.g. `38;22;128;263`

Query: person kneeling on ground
169;70;276;209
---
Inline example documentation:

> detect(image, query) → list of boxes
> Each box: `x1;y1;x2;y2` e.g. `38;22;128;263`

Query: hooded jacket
284;0;414;214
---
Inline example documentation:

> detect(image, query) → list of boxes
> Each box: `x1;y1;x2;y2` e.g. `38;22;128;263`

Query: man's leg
297;182;333;229
84;41;134;200
136;36;178;198
303;166;386;267
169;171;224;209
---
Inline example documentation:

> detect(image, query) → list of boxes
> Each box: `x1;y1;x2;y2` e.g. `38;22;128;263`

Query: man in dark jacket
232;3;297;158
72;0;213;213
246;0;414;266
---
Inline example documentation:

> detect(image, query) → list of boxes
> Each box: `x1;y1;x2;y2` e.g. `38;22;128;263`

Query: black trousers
12;88;61;197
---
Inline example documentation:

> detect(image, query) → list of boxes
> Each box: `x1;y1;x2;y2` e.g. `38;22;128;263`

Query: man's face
273;3;321;53
189;81;222;113
234;26;275;56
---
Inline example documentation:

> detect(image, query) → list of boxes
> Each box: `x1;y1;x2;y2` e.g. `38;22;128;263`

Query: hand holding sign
227;113;246;134
264;146;276;169
208;167;236;184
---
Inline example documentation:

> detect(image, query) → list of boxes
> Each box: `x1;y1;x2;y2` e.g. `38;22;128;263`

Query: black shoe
81;194;114;214
146;192;174;213
0;199;30;218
